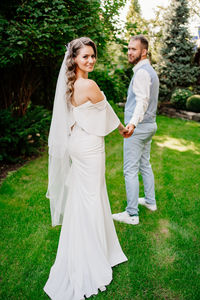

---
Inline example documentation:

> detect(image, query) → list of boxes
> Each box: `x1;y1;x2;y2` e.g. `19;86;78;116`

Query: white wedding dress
44;97;127;300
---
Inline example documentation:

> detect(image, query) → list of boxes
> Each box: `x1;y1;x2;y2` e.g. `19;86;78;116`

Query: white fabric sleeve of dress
73;96;120;136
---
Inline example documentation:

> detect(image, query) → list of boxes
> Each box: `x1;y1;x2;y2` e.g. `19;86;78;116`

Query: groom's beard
128;53;142;65
133;53;142;64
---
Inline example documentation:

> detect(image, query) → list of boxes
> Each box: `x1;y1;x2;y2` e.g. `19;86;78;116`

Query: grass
0;115;200;300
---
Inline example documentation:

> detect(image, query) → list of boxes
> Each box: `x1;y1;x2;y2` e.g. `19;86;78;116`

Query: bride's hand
118;123;129;138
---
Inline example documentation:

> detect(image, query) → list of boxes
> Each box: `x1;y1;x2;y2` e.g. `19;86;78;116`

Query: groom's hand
125;124;135;137
119;127;128;137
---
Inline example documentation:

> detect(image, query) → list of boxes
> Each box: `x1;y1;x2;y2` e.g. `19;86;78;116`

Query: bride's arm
80;79;131;137
86;81;131;138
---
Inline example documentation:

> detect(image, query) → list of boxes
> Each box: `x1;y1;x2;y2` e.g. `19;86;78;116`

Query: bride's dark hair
66;37;97;102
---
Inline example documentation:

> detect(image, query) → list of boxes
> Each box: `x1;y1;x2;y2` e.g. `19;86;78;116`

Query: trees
158;0;200;101
125;0;148;38
125;0;163;65
188;0;200;18
0;0;105;115
0;0;126;115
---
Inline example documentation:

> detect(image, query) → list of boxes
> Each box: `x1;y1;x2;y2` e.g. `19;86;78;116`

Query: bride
44;37;129;300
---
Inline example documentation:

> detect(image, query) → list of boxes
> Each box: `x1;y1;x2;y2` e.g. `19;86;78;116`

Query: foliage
0;0;103;115
124;1;170;64
90;66;130;104
157;0;200;101
125;0;148;38
186;94;200;112
0;0;126;115
92;39;134;106
188;0;200;18
109;100;123;114
150;0;200;64
101;0;127;39
194;48;200;94
146;6;168;64
170;88;193;109
0;116;200;299
0;0;105;67
0;105;51;163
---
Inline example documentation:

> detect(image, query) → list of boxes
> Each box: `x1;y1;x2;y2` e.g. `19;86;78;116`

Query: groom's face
128;40;143;65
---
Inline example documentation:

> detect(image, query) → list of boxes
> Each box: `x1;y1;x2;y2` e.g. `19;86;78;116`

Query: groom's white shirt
129;59;151;127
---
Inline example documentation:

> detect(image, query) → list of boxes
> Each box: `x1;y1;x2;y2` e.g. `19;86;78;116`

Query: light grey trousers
124;122;157;216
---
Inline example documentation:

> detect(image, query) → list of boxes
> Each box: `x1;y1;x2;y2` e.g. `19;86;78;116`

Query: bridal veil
46;50;74;226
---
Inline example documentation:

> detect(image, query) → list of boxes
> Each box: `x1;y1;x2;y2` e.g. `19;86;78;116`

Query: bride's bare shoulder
74;78;103;103
75;78;98;90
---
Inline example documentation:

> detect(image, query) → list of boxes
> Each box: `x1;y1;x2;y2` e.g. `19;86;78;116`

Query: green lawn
0;115;200;300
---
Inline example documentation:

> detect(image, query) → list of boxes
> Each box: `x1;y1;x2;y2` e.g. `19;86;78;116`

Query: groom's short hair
130;35;148;50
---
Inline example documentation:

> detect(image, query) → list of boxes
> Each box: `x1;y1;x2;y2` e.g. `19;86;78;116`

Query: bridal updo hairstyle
66;37;97;101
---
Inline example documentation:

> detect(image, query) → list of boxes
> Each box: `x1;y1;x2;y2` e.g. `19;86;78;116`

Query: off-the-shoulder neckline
71;98;106;109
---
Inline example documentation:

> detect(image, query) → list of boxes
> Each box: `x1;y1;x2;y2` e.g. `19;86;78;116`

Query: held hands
118;123;134;138
125;123;135;137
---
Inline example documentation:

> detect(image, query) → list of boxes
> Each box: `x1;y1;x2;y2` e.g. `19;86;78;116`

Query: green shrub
90;67;128;104
0;105;51;163
109;100;123;114
186;95;200;113
171;88;193;109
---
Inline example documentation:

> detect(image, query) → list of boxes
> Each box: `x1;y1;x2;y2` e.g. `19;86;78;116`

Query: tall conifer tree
158;0;199;100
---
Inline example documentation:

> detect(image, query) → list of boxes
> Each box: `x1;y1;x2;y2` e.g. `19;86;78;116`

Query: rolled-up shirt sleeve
129;69;151;127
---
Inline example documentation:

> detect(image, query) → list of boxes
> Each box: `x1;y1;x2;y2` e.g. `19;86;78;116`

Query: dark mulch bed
0;152;44;184
0;161;26;183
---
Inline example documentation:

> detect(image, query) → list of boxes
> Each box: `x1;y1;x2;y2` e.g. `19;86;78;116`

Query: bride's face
74;46;96;73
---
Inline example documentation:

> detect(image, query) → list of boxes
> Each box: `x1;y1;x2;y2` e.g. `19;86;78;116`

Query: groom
113;35;159;225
